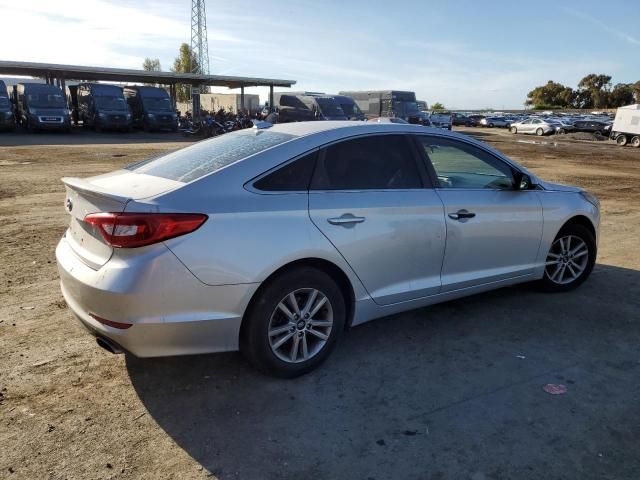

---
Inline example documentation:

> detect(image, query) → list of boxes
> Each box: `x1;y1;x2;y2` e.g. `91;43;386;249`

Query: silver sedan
56;121;600;377
510;118;556;136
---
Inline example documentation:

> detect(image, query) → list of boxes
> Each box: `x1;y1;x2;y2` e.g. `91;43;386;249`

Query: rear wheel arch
240;258;356;345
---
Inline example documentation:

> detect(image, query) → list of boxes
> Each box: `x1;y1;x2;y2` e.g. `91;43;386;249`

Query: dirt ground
1;127;639;480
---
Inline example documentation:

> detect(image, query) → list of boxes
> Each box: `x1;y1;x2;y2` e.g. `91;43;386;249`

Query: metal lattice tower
190;0;210;75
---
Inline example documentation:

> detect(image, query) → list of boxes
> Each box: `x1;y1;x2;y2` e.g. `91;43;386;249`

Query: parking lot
1;127;639;479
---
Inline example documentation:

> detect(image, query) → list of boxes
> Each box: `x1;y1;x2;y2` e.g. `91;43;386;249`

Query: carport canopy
0;60;296;89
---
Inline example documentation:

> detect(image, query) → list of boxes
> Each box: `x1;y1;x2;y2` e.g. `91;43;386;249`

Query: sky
0;0;638;109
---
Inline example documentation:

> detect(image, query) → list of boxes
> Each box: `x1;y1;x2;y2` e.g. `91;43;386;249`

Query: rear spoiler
62;177;131;204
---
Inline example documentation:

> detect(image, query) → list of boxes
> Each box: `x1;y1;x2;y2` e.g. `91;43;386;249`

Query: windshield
315;98;345;117
394;101;419;116
142;97;172;112
339;101;363;117
96;96;127;111
127;129;296;183
0;97;9;109
27;92;65;108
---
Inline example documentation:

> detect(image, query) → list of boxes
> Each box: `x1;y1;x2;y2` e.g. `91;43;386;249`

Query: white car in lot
510;118;556;136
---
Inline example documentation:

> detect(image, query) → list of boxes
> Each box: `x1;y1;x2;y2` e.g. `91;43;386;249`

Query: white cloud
0;1;628;108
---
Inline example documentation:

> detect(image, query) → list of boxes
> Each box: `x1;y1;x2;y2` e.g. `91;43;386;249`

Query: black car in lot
451;113;476;126
572;120;611;136
77;83;132;132
14;83;71;132
123;86;178;132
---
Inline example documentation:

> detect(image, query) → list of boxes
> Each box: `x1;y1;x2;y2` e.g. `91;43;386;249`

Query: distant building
177;92;260;115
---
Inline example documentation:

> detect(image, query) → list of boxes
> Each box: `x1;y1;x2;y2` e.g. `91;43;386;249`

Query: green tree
577;74;612;108
142;58;161;71
525;81;575;108
572;89;593;109
608;83;635;108
430;102;445;110
631;81;640;103
172;43;199;102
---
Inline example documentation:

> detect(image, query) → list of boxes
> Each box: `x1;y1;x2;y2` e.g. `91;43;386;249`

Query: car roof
266;120;432;137
264;121;503;155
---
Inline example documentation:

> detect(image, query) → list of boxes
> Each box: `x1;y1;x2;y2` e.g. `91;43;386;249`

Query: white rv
610;104;640;147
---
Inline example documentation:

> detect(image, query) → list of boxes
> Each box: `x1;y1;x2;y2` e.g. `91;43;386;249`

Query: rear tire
241;267;346;378
616;134;628;146
539;223;596;293
510;127;517;134
631;136;640;148
536;128;544;136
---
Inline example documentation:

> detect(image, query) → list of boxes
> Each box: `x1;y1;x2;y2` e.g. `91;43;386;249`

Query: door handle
448;209;476;221
327;214;366;226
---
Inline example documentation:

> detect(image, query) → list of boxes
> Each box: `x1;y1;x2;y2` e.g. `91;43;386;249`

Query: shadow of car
126;263;640;479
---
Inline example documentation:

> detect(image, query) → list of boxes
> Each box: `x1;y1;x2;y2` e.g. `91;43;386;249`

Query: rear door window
311;135;422;190
253;152;318;191
127;130;295;183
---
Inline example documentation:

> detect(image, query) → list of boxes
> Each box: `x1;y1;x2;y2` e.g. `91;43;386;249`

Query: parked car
123;86;178;132
330;95;365;121
0;79;15;131
272;93;348;122
610;104;640;147
56;121;599;377
339;90;431;125
428;111;452;130
77;83;132;132
572;120;611;136
451;113;476;126
545;119;576;134
14;83;71;132
509;118;555;136
468;114;486;125
479;117;511;128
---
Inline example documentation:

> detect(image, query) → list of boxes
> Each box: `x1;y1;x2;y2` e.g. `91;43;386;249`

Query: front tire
539;224;596;292
241;267;346;378
536;127;544;136
510;127;517;134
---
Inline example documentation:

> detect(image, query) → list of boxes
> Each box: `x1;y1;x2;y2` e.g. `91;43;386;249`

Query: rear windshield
127;129;296;183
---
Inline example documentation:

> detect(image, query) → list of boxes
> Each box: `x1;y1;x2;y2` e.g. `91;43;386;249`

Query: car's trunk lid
62;171;184;269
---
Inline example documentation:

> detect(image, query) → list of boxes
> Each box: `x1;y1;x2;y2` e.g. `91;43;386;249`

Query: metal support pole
240;86;245;114
170;84;176;109
269;84;274;112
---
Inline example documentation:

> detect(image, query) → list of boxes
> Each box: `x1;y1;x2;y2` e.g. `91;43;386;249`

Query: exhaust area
96;336;123;355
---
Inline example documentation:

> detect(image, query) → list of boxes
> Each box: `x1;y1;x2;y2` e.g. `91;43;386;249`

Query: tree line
526;74;640;110
142;43;203;102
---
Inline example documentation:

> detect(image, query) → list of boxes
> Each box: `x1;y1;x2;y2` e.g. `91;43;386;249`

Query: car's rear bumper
56;236;259;357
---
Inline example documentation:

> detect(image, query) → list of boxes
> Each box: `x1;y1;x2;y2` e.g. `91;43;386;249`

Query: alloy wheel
545;235;589;285
268;288;333;364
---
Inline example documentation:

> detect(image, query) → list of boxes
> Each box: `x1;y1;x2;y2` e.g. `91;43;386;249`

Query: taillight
84;212;207;248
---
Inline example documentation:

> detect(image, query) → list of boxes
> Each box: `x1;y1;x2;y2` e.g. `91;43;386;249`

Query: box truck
610;104;640;147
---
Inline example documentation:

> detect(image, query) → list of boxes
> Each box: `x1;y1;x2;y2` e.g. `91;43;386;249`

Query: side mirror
513;171;533;190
